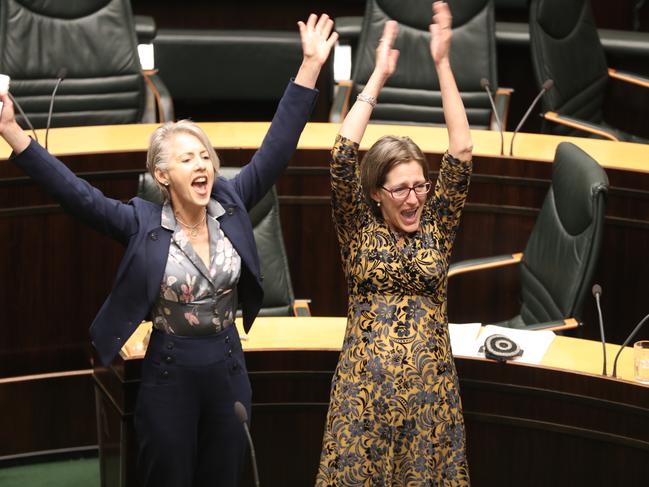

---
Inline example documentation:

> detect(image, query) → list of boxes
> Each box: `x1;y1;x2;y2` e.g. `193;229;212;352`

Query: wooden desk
121;317;639;381
3;122;649;173
93;317;648;487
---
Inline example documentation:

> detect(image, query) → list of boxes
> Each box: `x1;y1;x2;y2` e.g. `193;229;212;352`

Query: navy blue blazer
11;81;318;366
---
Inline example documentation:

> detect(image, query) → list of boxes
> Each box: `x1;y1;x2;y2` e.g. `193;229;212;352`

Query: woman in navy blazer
0;13;337;487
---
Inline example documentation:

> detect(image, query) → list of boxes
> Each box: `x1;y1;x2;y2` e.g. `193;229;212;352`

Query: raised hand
429;1;452;65
374;20;400;80
0;93;15;132
0;93;31;154
294;13;338;89
297;13;338;68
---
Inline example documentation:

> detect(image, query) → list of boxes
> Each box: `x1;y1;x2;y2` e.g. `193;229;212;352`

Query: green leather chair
138;168;310;317
529;0;649;143
0;0;173;129
331;0;511;130
449;142;609;331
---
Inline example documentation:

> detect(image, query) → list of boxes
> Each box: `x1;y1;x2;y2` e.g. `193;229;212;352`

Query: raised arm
329;22;399;252
430;1;472;161
428;2;473;251
233;13;337;209
339;20;400;143
0;92;137;243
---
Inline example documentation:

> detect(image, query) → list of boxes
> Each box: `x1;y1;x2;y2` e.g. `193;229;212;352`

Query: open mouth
191;176;209;196
400;207;419;226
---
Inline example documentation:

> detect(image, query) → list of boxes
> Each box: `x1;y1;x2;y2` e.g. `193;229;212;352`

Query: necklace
175;209;206;237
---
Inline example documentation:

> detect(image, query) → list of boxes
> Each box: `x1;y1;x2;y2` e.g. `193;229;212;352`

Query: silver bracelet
357;93;377;108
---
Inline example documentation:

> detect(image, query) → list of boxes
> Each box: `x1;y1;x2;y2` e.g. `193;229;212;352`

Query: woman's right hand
0;93;32;154
374;20;400;81
0;93;16;134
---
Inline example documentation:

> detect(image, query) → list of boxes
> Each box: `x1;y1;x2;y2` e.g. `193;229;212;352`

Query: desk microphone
612;311;649;378
480;78;504;156
234;401;260;487
45;68;67;151
592;284;607;376
509;79;553;156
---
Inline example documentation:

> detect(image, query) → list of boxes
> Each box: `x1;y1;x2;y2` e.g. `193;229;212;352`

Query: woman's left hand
298;13;338;68
429;1;452;65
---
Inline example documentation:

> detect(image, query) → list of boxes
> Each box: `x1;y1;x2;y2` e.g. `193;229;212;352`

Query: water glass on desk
634;340;649;383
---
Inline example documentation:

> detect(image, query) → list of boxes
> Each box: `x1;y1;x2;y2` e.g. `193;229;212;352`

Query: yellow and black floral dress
316;135;472;486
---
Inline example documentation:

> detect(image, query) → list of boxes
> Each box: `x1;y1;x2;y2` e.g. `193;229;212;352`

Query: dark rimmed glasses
381;181;432;201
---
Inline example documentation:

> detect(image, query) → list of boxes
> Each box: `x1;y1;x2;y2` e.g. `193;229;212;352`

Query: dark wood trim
461;378;649;417
465;412;649;450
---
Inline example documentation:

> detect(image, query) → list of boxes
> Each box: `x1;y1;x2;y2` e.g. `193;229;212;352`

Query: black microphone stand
480;78;504;156
509;79;554;156
592;284;607;375
612;312;649;378
45;68;67;151
234;401;260;487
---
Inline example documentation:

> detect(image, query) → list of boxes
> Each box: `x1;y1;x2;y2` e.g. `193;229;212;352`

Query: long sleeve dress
316;134;472;486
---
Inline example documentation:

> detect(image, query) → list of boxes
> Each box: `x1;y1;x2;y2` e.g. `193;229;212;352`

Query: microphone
592;284;607;375
480;78;504;156
509;79;554;156
612;311;649;378
45;68;67;151
234;401;260;487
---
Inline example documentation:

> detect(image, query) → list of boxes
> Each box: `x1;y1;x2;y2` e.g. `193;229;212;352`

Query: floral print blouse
151;199;241;335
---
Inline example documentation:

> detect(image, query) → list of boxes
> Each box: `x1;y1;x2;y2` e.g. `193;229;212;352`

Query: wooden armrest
493;87;514;131
543;112;620;141
448;252;523;278
292;299;312;317
143;70;175;123
526;317;580;332
329;80;353;123
608;68;649;89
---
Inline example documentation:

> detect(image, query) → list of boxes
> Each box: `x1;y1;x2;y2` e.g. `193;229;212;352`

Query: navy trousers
134;326;252;487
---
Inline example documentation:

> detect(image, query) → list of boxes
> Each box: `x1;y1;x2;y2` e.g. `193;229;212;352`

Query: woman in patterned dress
317;2;473;485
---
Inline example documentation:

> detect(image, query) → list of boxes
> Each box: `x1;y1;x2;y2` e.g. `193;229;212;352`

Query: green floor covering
0;458;99;487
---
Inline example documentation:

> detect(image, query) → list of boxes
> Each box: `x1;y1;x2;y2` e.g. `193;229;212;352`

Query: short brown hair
145;119;220;202
360;135;429;216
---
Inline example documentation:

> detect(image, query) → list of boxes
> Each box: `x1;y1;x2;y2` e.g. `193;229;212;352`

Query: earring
377;201;381;207
163;182;169;186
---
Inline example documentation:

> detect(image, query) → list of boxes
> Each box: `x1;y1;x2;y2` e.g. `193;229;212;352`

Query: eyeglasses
381;181;432;200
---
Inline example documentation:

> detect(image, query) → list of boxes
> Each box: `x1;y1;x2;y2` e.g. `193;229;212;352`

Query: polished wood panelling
92;340;648;487
0;373;96;458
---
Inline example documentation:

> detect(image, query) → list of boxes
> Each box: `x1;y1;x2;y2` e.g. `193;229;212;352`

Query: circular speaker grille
483;334;523;361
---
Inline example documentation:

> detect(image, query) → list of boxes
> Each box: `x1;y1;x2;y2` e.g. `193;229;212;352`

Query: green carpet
0;458;99;487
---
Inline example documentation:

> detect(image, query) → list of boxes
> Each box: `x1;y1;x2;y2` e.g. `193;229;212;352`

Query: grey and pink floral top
151;199;241;335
